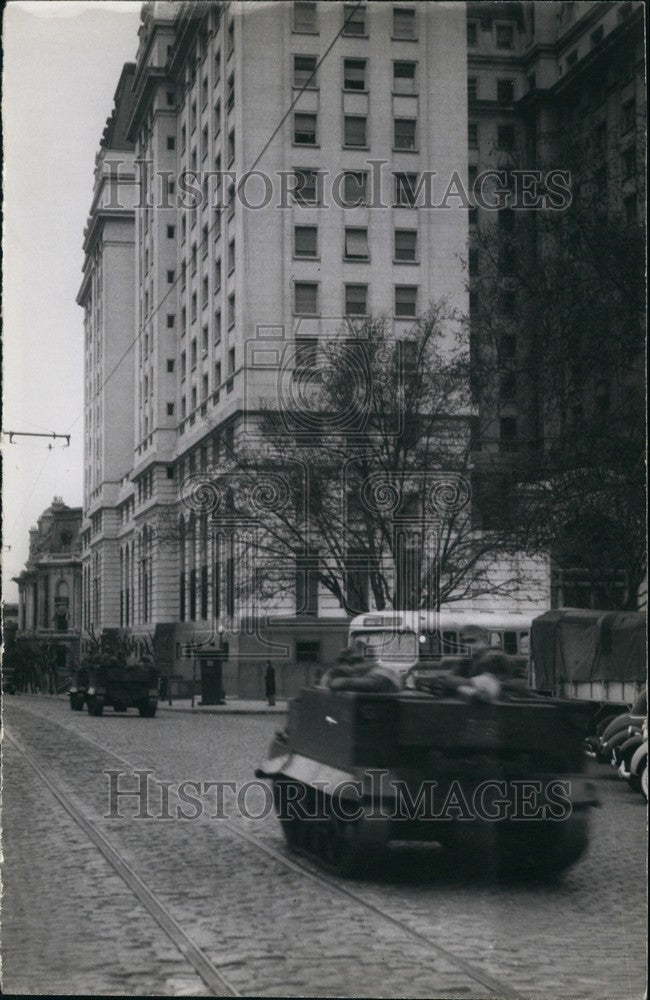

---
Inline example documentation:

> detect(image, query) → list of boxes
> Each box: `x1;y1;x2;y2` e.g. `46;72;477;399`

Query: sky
2;0;142;602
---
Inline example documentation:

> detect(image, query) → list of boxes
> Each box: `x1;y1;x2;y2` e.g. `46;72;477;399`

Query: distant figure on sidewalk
264;661;276;706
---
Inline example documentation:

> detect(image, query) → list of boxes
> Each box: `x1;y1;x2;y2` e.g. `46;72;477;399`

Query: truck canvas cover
531;609;647;689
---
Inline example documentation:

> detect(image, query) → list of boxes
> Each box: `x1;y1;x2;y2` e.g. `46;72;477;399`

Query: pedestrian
264;661;276;706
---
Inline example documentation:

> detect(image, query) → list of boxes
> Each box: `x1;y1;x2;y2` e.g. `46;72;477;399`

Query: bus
348;609;535;683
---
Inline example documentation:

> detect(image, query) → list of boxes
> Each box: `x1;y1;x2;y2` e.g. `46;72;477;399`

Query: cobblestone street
2;694;647;998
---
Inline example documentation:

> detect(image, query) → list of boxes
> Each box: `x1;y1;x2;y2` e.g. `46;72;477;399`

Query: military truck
257;686;598;878
70;652;159;717
529;608;646;733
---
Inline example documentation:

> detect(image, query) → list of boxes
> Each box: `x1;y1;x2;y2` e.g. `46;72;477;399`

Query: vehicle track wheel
318;796;365;877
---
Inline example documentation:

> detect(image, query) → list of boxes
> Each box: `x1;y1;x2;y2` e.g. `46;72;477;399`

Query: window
214;100;221;136
296;640;320;662
343;3;366;36
344;115;367;147
227;20;234;58
345;283;368;316
228;347;235;375
191;338;198;368
624;193;637;223
497;79;515;102
294;337;318;380
166;91;175;106
468;77;478;101
228;293;235;328
467;20;478;46
228;237;235;273
294;282;319;315
295;548;319;615
394;118;417;150
228;128;235;163
167;225;175;238
226;73;235;112
499;373;516;401
622;100;635;132
498;207;515;233
499;333;517;359
167;358;175;373
294;54;317;89
166;314;175;329
191;385;197;410
394;172;419;207
342;171;368;206
191;292;197;321
167;402;175;416
215;258;222;291
497;124;515;150
167;269;175;283
344;228;368;260
395;285;417;318
468;122;478;148
496;23;514;49
393;60;416;94
499;417;518;452
214;49;221;82
622;145;636;179
394;228;417;262
294;112;317;145
202;276;209;306
344;58;366;91
500;291;516;316
181;396;187;418
202;373;209;401
215;309;222;342
293;1;317;33
191;243;198;274
181;351;187;379
295;225;318;257
393;7;415;39
294;168;319;204
202;326;208;356
166;135;175;150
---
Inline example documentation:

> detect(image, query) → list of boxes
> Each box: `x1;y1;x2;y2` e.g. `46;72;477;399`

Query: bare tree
182;306;542;617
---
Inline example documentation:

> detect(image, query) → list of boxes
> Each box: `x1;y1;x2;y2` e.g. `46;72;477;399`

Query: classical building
13;498;83;673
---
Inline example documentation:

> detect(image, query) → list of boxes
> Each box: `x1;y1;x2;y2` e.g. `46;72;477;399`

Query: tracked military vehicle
70;657;159;716
257;687;598;878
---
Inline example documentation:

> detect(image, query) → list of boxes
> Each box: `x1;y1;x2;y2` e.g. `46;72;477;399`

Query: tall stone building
466;0;645;609
79;1;644;694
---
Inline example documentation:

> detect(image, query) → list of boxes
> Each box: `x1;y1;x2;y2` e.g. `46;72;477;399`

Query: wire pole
3;430;71;447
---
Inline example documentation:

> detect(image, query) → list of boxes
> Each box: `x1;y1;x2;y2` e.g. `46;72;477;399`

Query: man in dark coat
264;661;276;705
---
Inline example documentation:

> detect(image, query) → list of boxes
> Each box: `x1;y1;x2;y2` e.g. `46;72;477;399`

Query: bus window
442;631;459;654
519;631;530;655
503;631;518;655
488;631;504;648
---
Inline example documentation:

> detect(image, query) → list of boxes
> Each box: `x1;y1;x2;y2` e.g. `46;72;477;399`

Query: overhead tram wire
68;1;365;435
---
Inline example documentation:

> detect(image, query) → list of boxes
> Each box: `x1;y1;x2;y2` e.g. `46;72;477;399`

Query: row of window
294;2;417;40
292;110;420;150
293;282;419;318
293;55;417;94
292;224;418;262
468;121;516;150
467;20;515;50
468;77;516;103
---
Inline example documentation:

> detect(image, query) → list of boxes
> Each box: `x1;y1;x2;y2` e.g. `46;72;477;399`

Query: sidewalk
157;697;289;715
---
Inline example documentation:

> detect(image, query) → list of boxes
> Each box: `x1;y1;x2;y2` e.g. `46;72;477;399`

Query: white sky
2;0;142;602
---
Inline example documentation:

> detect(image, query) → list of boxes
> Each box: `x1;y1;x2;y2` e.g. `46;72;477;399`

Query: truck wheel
70;695;83;711
87;697;104;717
139;701;157;718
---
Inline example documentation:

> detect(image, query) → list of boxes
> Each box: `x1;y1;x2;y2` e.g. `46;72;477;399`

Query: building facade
13;498;83;674
79;1;644;695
